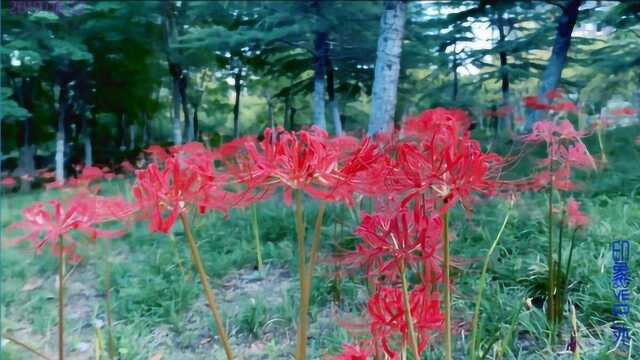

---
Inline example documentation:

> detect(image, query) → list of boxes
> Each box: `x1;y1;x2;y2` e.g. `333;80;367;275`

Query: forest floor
2;125;640;359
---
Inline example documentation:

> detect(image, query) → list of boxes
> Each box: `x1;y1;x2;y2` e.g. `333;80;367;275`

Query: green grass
1;125;639;359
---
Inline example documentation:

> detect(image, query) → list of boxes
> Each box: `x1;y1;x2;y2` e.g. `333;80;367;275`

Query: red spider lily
343;208;442;280
368;285;443;357
545;89;565;101
610;107;637;117
331;343;373;360
522;121;585;144
145;144;170;163
391;138;502;213
6;195;133;263
635;136;640;146
38;169;56;179
132;156;238;233
120;160;136;174
402;108;471;141
236;126;341;205
552;101;579;113
523;96;550;111
1;177;17;188
566;198;588;229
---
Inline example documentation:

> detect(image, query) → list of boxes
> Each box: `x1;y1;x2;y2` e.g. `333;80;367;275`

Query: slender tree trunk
233;68;242;138
290;106;297;130
284;97;291;131
452;49;459;102
524;0;582;131
179;71;193;142
326;55;342;135
17;77;35;190
119;114;127;151
142;113;150;146
368;0;406;136
313;31;328;129
497;13;512;135
129;124;136;151
170;64;183;145
55;82;68;184
192;107;199;141
82;113;92;166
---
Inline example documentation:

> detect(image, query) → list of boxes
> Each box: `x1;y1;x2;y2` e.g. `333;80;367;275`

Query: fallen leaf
21;277;44;292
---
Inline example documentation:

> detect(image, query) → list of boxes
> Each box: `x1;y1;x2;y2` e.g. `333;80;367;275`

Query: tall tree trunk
290;106;297;130
524;0;582;130
452;48;459;102
170;63;183;145
142;113;150;147
129;123;136;151
497;12;512;135
193;107;199;141
119;113;127;151
17;77;35;190
313;31;328;129
55;81;69;184
284;96;291;131
82;112;92;166
179;71;193;142
233;68;242;138
368;0;406;136
326;55;342;135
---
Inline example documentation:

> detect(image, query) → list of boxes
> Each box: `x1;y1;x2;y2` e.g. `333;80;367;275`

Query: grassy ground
1;125;639;359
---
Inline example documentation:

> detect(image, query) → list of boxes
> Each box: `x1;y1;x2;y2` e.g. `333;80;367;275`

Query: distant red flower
610;107;637;117
523;96;550;111
1;177;17;188
120;160;136;174
635;136;640;145
145;144;170;163
368;285;443;357
402;108;471;140
6;195;132;263
551;101;578;113
566;198;588;229
545;89;565;101
331;343;372;360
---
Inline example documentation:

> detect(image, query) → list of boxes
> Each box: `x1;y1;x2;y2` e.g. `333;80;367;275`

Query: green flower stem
179;213;234;360
58;236;65;360
443;211;452;360
250;204;263;270
400;262;420;360
470;209;511;360
297;201;326;360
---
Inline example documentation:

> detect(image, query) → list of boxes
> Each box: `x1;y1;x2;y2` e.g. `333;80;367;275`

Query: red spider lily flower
132;156;237;233
610;107;637;117
238;126;340;206
1;177;17;188
545;89;565;101
38;169;56;179
566;198;588;229
522;121;585;144
145;144;170;163
529;165;575;192
563;143;596;170
402;108;471;140
45;181;65;190
635;136;640;145
343;209;442;280
367;286;443;357
331;343;373;360
551;101;578;113
523;96;551;111
6;195;131;263
120;160;136;174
